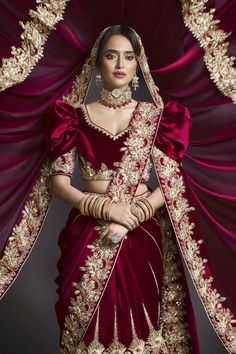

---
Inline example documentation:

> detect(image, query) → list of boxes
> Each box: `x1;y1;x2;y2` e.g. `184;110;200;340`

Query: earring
96;71;103;87
132;72;139;90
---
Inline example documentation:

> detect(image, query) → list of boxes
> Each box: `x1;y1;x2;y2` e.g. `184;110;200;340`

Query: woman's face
99;34;138;91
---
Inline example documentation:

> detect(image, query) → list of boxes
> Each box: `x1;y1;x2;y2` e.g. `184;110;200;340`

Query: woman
47;25;200;353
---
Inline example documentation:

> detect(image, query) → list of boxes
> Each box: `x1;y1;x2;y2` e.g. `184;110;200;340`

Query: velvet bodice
47;99;191;180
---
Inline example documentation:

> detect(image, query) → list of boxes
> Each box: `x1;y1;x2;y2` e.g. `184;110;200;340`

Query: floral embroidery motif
180;0;236;103
158;217;191;353
79;156;114;181
61;239;119;354
79;156;153;183
77;305;167;354
152;146;236;353
50;147;77;176
0;162;51;299
0;0;69;91
108;102;161;203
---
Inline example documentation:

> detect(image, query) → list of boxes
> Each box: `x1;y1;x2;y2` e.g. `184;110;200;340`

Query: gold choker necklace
99;87;132;109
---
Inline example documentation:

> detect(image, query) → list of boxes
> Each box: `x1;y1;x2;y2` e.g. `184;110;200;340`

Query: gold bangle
94;196;106;219
141;197;155;218
87;194;98;216
78;194;88;215
135;200;147;222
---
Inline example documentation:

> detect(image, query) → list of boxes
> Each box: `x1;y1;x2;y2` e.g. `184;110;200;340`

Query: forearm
146;187;165;211
51;175;85;208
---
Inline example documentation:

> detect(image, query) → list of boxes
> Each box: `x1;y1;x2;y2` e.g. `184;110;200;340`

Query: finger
128;213;139;227
99;229;110;240
121;220;133;231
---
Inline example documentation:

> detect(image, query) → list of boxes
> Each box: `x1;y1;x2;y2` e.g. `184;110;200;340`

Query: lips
113;72;126;78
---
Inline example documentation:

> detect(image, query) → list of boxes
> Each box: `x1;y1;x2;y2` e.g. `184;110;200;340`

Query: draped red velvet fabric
0;0;236;331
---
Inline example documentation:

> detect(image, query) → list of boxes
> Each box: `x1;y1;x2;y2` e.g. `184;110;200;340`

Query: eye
105;53;117;59
126;55;135;60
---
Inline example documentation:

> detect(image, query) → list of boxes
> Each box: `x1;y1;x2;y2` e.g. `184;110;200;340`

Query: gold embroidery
107;306;127;353
85;309;105;354
79;156;152;182
180;0;236;103
61;239;119;354
77;305;168;354
0;162;51;298
108;102;160;203
51;147;77;176
0;0;69;91
79;156;114;181
159;218;191;353
129;309;146;352
152;146;236;353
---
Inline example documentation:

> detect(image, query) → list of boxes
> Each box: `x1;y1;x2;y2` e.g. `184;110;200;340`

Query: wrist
78;193;115;221
130;197;155;223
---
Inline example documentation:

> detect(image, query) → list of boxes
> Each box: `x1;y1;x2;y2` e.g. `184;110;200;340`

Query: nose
116;56;124;69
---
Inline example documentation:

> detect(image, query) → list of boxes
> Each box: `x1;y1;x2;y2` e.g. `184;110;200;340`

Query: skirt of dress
55;206;199;354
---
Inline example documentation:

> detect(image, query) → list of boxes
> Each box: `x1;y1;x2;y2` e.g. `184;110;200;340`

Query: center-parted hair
96;25;141;67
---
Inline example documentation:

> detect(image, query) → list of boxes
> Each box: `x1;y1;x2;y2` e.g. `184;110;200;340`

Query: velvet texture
0;0;236;347
48;99;197;351
55;209;197;351
47;99;190;165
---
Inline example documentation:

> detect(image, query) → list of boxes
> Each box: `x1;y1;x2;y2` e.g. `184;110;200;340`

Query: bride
48;25;199;353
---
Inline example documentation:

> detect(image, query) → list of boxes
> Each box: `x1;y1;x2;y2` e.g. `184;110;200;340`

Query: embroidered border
159;217;191;353
73;220;191;354
0;162;51;299
61;239;119;354
152;146;236;353
180;0;236;104
108;102;161;203
0;0;70;91
50;147;77;176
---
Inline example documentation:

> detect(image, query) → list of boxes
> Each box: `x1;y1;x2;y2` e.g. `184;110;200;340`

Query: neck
99;86;132;109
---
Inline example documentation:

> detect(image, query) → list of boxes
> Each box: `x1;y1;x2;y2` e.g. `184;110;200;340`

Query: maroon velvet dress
48;99;199;354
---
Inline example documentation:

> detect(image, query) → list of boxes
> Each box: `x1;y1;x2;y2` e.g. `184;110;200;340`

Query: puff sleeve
154;100;191;162
46;99;78;177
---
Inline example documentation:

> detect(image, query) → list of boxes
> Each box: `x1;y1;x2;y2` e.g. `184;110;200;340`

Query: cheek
128;62;138;76
100;61;114;77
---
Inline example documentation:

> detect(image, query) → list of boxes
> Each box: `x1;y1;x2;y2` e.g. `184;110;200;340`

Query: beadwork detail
0;0;70;91
181;0;236;103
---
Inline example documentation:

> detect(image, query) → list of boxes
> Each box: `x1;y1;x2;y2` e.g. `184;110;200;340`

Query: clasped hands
95;202;139;246
78;193;155;246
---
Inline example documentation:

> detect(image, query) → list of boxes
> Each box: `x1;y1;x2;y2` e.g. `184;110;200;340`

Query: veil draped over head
63;26;164;109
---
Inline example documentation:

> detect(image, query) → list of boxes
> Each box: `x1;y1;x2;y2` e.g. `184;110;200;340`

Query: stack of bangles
78;193;115;220
130;197;155;223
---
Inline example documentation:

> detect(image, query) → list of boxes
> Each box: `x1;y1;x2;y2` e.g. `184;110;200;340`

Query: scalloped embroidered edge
0;0;70;91
180;0;236;103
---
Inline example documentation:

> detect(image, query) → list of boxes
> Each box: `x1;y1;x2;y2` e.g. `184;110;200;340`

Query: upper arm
46;99;79;163
154;100;191;162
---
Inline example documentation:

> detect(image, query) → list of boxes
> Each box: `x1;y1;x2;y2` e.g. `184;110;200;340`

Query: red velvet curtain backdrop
0;0;236;337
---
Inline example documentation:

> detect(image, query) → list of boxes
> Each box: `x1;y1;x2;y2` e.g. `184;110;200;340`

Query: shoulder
162;100;190;121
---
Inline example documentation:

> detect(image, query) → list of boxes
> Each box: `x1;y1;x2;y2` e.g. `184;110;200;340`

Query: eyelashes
105;53;135;61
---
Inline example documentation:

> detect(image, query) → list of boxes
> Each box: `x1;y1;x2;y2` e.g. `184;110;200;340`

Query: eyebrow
104;49;135;54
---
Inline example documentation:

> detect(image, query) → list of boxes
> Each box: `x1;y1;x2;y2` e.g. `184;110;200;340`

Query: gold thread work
181;0;236;103
0;0;70;91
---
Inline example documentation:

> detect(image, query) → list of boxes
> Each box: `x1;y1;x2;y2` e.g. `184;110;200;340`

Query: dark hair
96;25;141;66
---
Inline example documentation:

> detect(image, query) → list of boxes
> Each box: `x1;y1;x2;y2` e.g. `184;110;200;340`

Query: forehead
103;35;134;52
